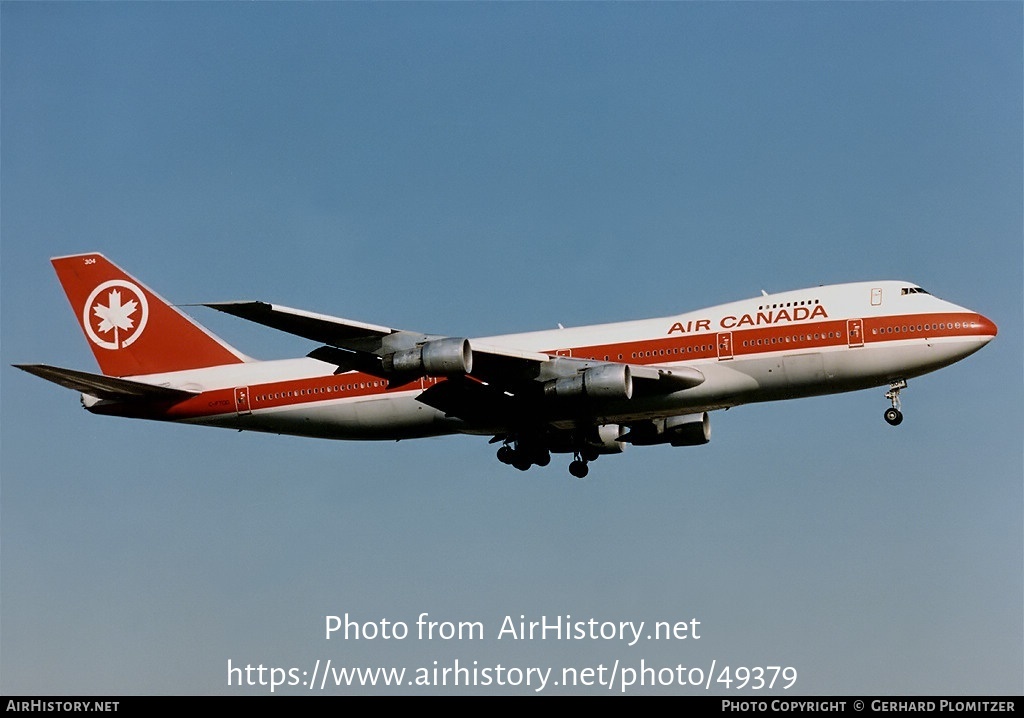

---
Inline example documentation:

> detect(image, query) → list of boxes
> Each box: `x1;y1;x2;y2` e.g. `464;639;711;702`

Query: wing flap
306;345;384;376
629;365;705;391
416;376;521;426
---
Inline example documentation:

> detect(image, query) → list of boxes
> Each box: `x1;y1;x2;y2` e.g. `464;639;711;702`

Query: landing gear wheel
568;460;589;479
883;379;907;426
496;445;514;464
512;455;532;471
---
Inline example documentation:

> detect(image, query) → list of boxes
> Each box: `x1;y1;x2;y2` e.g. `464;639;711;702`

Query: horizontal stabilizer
14;364;198;402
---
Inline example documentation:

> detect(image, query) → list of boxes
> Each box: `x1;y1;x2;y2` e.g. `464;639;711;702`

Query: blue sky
2;2;1020;695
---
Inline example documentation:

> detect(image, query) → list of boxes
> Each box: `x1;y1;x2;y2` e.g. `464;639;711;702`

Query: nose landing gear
883;379;907;426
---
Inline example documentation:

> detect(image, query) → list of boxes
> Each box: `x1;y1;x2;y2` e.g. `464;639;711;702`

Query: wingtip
201;300;273;314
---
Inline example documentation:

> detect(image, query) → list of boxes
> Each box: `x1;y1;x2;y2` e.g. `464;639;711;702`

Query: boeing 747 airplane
16;253;997;477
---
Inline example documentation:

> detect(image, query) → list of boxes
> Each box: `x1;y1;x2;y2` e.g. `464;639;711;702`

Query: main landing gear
883;379;907;426
568;455;589;479
568;447;601;479
496;441;595;478
496;443;550;472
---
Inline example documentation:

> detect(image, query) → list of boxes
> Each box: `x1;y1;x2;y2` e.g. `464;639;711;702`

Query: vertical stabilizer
51;253;248;377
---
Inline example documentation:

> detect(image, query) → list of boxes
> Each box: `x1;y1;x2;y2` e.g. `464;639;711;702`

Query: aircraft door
234;386;252;416
717;332;734;360
847;319;864;348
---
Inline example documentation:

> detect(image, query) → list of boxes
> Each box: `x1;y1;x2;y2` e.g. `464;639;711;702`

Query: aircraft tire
884;408;903;426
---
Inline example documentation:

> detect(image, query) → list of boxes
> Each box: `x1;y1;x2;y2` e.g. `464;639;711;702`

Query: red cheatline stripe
119;311;993;421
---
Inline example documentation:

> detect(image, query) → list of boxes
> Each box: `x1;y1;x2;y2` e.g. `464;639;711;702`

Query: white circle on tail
83;280;149;350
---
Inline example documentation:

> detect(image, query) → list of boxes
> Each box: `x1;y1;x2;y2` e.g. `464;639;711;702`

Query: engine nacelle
665;412;711;446
624;412;711;447
587;423;626;455
383;337;473;377
543;364;633;402
544;424;627;456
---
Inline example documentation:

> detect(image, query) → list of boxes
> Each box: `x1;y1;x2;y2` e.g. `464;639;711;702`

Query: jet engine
587;423;627;455
623;412;711;447
543;364;632;401
544;423;627;457
382;337;473;377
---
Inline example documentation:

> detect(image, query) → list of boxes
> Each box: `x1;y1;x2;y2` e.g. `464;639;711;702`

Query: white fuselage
94;281;996;442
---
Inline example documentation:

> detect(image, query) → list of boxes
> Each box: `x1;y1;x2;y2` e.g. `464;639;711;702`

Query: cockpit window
901;287;931;295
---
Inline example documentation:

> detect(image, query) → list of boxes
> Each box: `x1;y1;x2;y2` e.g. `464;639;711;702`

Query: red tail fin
51;253;248;376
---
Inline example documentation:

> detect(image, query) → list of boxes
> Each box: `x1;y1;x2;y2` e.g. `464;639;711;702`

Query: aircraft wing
205;300;562;381
14;364;198;402
204;301;705;420
412;347;704;425
204;301;397;353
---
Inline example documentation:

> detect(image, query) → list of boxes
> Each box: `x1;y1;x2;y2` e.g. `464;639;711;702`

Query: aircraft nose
975;314;998;340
